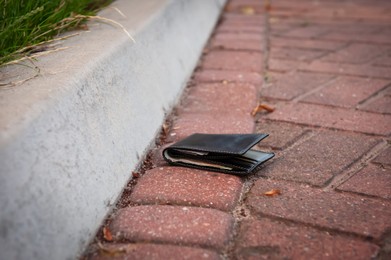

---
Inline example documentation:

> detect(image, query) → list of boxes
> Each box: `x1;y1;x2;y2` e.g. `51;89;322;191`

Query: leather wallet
162;133;274;175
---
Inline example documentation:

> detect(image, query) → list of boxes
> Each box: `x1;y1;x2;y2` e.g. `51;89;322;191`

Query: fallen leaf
259;104;275;112
251;103;275;116
102;226;113;241
132;172;140;178
162;123;169;135
97;242;127;257
264;189;281;196
241;6;255;15
264;0;272;12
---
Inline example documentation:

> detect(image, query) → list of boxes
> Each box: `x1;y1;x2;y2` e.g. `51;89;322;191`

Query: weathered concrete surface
0;0;225;259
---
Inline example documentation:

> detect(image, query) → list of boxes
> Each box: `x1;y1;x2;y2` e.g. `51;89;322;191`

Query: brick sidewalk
84;0;391;259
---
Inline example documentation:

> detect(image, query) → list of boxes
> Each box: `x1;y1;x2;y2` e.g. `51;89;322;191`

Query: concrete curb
0;0;226;259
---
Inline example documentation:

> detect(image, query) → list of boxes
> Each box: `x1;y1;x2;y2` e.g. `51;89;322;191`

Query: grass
0;0;113;66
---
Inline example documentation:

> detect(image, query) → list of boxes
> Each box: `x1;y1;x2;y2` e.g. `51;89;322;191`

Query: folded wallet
162;133;274;175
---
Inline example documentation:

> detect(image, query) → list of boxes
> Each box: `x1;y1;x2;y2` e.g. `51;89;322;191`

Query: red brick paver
301;76;389;108
247;179;391;239
235;219;379;259
202;50;263;72
130;167;243;211
84;0;391;259
373;147;391;166
110;205;233;250
337;164;391;200
256;120;308;150
194;70;262;85
267;102;391;136
89;243;221;260
260;71;334;100
261;129;379;186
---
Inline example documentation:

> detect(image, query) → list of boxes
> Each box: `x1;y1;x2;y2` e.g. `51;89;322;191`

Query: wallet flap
166;133;268;155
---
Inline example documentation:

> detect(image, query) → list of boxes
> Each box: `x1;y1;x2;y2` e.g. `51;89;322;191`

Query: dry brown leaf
264;0;272;12
97;242;127;257
241;6;255;15
102;226;113;241
162;123;169;135
251;104;275;116
132;172;140;178
259;104;275;112
264;189;281;196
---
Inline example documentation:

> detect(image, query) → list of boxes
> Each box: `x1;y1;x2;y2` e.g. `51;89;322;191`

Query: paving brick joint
84;0;391;259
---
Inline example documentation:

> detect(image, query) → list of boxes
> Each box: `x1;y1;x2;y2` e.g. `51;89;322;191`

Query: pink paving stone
268;59;307;72
110;205;233;250
202;50;263;72
279;25;331;38
267;102;391;136
270;9;312;18
373;55;391;67
270;47;325;61
304;5;391;21
260;71;334;100
384;85;391;96
194;70;262;86
260;129;379;186
320;32;391;45
235;218;379;260
302;9;389;22
216;24;264;34
360;95;391;114
332;23;388;34
225;6;265;15
246;178;391;239
337;164;391;200
268;0;320;11
270;36;347;51
300;60;391;79
269;18;304;33
256;120;308;150
89;243;221;260
226;0;264;11
179;83;257;115
210;33;264;51
302;76;389;108
130;167;243;211
221;13;265;26
320;43;390;64
372;147;391;166
210;38;263;52
168;112;255;142
270;24;297;34
214;32;263;41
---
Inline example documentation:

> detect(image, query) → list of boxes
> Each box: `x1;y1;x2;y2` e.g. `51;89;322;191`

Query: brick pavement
84;0;391;259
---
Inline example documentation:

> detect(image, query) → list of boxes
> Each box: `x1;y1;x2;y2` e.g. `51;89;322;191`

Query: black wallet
162;133;274;175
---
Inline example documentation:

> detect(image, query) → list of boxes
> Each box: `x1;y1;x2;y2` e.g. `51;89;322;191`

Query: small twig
109;7;126;18
2;46;70;67
75;15;135;43
28;46;70;59
0;58;41;88
15;32;79;55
